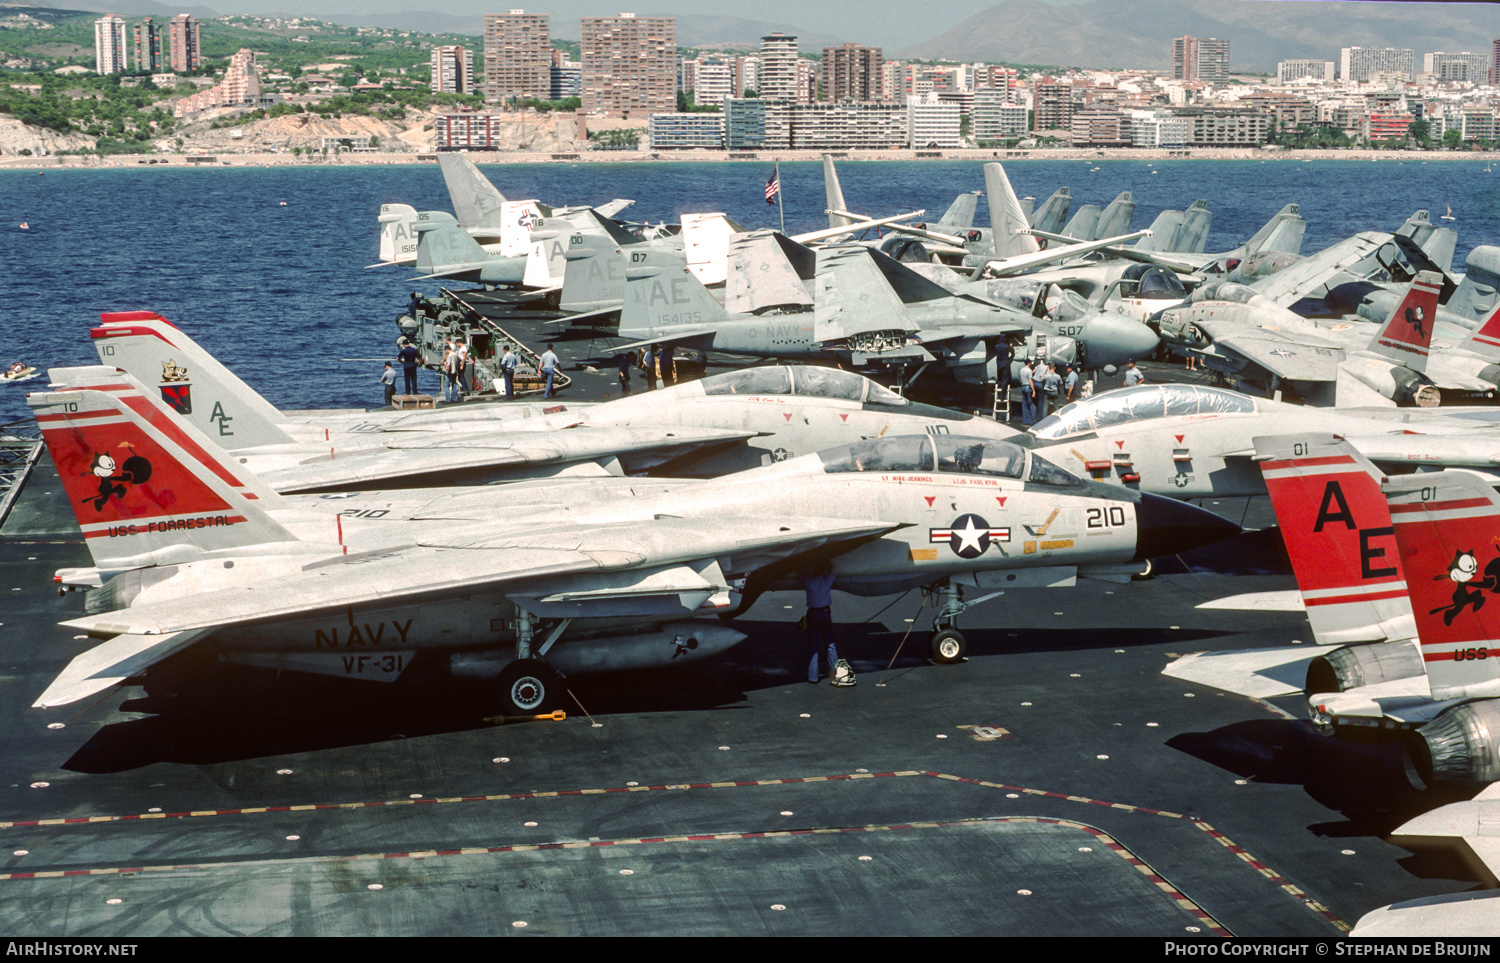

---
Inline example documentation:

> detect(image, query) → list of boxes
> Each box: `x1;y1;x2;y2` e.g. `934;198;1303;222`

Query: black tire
930;629;967;664
497;659;558;715
1131;558;1154;582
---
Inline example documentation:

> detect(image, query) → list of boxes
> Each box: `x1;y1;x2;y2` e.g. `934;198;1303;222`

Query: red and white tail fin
1459;302;1500;363
92;311;295;450
1383;471;1500;702
1365;271;1443;373
1254;433;1414;645
29;366;293;569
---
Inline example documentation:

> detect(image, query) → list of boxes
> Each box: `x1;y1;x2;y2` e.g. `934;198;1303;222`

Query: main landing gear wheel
497;659;558;715
1131;558;1154;582
930;629;967;664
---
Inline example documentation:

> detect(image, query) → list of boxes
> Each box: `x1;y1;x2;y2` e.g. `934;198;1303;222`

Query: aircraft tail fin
415;211;492;272
1256;209;1306;258
497;200;548;258
568;207;641;248
681;212;742;286
377;203;419;265
1175;199;1212;254
1094;191;1134;240
823;154;851;230
1383;471;1500;701
1233;203;1302;258
1459;302;1500;363
1254;433;1414;647
619;253;729;339
559;238;627;314
1135;210;1182;252
92;312;294;451
983;163;1041;258
1059;203;1101;241
522;218;576;289
1387;209;1457;276
937;191;979;230
814;248;921;343
438;152;506;230
726;231;815;314
29;368;294;570
1444;246;1500;324
1027;187;1070;234
1365;271;1442;372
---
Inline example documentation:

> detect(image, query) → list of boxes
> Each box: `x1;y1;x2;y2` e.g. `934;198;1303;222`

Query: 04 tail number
1087;506;1127;528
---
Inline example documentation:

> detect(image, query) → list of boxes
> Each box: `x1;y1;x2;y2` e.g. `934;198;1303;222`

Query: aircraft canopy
1031;385;1256;440
817;435;1083;487
702;366;908;406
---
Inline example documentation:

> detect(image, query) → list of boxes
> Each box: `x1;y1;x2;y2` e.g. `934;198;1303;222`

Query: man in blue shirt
397;337;420;396
803;561;853;687
500;345;517;399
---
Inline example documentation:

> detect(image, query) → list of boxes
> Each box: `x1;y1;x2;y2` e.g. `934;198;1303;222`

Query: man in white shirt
1019;358;1036;425
539;344;560;398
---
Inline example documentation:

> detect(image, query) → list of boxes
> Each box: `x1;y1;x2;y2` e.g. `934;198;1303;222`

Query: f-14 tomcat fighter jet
27;373;1237;713
89;313;1025;490
1025;381;1500;501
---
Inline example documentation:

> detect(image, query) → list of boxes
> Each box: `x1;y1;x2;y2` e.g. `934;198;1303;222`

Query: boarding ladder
0;420;43;530
437;289;572;398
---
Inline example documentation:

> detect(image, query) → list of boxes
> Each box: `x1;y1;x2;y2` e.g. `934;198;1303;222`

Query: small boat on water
1442;203;1456;222
3;363;37;382
18;221;27;230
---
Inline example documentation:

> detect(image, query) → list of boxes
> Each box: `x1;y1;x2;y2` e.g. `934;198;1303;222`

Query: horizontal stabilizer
1162;647;1317;699
35;628;211;708
1196;589;1304;612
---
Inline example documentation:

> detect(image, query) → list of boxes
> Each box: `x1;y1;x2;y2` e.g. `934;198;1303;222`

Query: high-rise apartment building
483;11;550;104
430;45;474;94
581;13;676;117
821;43;882;102
758;33;800;102
133;18;160;73
1032;78;1073;131
1424;51;1488;83
168;14;201;72
94;15;127;75
1492;39;1500;87
693;60;735;107
1171;36;1230;83
1340;46;1414;82
1277;59;1334;84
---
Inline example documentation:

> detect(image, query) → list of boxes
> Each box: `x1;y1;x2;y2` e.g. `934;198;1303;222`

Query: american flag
764;170;780;205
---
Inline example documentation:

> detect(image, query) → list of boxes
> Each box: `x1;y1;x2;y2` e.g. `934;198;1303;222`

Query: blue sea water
2;156;1499;425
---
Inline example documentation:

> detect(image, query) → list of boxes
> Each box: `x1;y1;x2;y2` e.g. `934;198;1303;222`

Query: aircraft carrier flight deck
0;347;1484;938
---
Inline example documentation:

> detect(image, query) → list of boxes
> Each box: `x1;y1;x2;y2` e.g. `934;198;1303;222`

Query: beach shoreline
3;145;1499;170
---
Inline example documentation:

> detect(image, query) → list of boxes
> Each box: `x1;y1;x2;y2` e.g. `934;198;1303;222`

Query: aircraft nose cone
1133;493;1240;561
1082;312;1160;367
